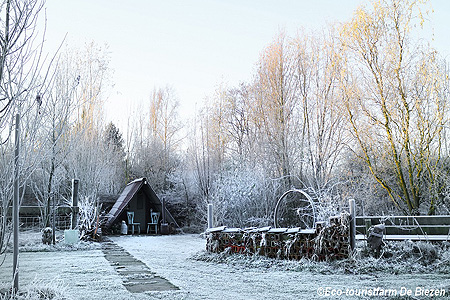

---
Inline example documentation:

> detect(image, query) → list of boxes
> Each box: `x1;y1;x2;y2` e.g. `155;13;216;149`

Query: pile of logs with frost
206;213;350;261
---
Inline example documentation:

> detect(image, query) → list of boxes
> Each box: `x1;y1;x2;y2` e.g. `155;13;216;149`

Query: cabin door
132;191;146;226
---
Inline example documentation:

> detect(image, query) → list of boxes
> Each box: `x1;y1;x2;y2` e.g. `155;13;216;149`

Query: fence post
161;198;169;235
52;193;56;244
13;114;20;292
207;203;213;229
365;219;372;239
349;199;356;251
71;179;79;230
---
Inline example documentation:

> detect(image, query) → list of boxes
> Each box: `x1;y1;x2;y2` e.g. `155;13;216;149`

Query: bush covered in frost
209;165;281;228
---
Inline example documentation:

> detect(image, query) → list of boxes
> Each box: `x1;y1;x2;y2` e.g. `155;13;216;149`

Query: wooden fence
355;215;450;241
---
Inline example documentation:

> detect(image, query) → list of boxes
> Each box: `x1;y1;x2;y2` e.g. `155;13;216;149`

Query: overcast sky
42;0;450;131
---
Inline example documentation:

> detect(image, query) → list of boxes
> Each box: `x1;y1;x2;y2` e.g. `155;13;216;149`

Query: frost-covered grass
1;232;449;299
0;250;130;300
0;279;67;300
4;229;101;253
352;240;450;275
112;235;450;300
0;230;113;300
193;240;450;275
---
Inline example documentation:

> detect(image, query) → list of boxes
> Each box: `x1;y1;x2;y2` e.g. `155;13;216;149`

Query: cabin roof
104;178;179;228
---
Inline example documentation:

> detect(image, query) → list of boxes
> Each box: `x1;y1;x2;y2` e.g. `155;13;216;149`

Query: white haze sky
41;0;450;132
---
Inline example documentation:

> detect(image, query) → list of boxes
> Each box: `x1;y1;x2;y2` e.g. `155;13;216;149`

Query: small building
104;178;178;233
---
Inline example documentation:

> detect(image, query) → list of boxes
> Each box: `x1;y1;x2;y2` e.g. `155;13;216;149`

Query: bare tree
339;0;449;214
0;0;51;256
190;104;221;205
222;83;256;163
148;86;182;189
29;48;80;227
66;42;115;199
0;0;46;137
127;86;182;193
251;31;300;188
25;42;115;230
292;28;349;199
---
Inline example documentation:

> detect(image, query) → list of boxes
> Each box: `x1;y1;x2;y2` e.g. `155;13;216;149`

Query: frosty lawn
113;235;450;299
1;234;450;299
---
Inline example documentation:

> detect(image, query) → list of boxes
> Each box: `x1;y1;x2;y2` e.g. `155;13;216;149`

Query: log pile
206;213;350;261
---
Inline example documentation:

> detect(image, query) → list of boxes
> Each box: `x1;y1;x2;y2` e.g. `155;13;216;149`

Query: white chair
147;210;160;234
127;211;140;234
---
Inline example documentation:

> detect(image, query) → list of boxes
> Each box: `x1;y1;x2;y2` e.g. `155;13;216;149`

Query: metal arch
273;189;316;229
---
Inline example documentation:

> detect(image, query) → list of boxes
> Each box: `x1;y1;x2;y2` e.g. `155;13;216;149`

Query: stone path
101;239;179;293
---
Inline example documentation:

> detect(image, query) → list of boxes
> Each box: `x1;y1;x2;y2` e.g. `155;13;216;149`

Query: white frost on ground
0;250;128;300
112;234;450;300
0;233;449;299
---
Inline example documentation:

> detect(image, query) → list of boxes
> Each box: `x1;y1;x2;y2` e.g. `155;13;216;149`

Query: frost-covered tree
340;0;449;215
0;0;52;255
103;122;126;193
104;122;124;154
252;31;299;189
292;28;349;195
28;49;81;227
66;42;116;198
127;86;182;193
210;164;281;228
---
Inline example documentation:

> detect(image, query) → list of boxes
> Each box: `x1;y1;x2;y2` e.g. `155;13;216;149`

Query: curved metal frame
273;189;316;229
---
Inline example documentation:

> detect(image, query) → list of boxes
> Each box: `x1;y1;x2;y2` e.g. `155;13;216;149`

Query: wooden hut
105;178;178;234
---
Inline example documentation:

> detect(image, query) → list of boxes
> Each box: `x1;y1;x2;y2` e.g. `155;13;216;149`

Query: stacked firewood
314;213;351;260
206;213;351;261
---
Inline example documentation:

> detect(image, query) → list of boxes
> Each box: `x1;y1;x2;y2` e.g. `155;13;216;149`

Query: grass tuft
0;278;68;300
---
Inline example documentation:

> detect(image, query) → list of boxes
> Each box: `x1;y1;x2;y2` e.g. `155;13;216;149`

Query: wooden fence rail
355;215;450;241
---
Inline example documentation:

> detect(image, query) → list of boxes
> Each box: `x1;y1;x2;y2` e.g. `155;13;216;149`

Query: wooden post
161;198;169;235
52;193;56;245
13;113;20;292
207;203;213;229
349;199;356;251
71;179;79;229
365;219;372;239
162;198;166;224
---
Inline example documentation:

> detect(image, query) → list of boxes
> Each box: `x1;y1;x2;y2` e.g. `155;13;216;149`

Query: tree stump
42;227;53;245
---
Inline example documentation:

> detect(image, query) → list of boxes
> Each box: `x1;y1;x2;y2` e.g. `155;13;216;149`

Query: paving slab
101;239;179;293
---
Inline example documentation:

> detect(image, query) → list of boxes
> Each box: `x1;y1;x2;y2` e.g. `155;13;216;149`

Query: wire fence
6;215;72;231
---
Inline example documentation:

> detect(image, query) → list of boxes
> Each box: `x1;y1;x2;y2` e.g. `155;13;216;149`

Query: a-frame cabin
105;178;178;233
